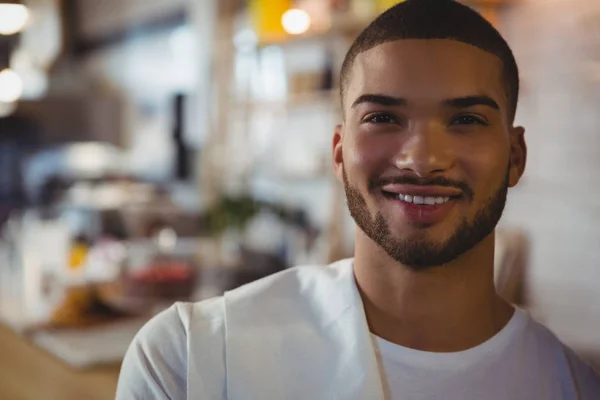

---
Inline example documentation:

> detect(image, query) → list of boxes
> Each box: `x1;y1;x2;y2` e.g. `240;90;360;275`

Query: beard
343;167;509;270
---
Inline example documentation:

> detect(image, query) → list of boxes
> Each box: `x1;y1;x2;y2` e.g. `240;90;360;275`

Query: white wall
501;0;600;353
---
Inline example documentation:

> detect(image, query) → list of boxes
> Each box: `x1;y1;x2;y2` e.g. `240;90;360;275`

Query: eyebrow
444;96;500;110
351;94;407;108
350;94;500;110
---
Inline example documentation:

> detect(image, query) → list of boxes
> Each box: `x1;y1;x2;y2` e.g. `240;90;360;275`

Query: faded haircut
340;0;519;122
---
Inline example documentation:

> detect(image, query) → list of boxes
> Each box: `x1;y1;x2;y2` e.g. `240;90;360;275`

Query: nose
394;122;455;177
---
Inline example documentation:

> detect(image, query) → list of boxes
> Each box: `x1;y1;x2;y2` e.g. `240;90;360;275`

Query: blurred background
0;0;599;398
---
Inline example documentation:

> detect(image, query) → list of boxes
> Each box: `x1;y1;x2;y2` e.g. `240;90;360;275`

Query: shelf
237;89;340;110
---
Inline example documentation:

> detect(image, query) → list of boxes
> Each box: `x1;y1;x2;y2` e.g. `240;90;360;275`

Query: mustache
369;175;475;200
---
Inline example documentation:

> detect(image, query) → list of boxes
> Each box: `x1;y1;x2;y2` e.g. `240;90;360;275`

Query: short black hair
340;0;519;123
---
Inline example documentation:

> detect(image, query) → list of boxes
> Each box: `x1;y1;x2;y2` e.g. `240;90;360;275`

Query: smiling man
117;1;600;399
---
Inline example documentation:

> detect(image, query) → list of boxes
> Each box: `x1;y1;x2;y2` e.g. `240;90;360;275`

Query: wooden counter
0;324;120;400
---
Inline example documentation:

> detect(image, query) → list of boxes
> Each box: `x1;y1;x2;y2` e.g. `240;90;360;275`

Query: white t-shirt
373;308;600;400
116;261;600;399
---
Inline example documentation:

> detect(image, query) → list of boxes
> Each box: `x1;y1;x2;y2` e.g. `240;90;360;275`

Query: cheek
344;131;397;175
461;143;510;198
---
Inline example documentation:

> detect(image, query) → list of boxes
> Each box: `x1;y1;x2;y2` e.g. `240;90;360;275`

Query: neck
353;230;514;352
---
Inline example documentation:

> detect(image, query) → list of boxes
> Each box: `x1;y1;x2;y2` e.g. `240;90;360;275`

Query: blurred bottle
320;50;335;91
69;235;90;271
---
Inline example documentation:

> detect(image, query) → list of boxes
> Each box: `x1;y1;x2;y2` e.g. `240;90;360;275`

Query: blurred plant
205;193;262;236
204;192;320;253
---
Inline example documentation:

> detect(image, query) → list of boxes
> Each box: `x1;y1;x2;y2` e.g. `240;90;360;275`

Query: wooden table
0;323;121;400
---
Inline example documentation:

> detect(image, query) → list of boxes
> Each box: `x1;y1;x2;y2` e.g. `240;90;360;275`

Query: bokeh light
281;9;311;35
0;68;24;103
0;4;29;35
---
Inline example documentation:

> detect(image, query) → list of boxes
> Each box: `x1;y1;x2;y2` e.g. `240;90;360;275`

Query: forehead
347;39;506;110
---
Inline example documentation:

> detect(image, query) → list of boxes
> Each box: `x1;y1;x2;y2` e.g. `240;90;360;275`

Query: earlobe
333;124;344;182
508;126;527;187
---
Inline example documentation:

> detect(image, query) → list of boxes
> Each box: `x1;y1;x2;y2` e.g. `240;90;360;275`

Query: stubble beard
342;167;509;270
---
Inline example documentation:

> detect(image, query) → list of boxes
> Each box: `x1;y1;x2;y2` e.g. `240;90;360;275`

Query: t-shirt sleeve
565;347;600;398
116;303;191;400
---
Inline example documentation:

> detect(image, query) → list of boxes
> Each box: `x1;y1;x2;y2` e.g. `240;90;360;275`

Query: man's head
340;0;520;123
333;0;527;270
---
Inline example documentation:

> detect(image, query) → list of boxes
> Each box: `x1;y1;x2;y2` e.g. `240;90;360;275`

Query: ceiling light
0;4;29;35
0;68;23;102
281;9;311;35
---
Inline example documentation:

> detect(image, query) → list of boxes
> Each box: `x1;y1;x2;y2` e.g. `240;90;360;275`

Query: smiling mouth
380;190;460;225
382;191;461;205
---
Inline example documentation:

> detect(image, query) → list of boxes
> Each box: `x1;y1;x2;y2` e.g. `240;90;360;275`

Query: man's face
333;39;526;270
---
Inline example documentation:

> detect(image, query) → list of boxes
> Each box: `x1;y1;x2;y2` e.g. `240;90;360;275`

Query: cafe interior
0;0;599;398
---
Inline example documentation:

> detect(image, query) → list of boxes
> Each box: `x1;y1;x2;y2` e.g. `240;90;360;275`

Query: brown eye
365;113;396;124
451;115;488;126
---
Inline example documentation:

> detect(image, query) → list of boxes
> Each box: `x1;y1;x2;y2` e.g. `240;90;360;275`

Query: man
117;1;600;399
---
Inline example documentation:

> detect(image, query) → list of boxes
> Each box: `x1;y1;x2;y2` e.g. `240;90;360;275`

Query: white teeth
395;194;452;205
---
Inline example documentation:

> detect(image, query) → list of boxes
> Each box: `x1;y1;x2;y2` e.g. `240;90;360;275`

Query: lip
381;184;463;198
383;193;458;225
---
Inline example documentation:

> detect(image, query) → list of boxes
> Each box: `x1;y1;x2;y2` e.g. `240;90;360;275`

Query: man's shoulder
519;310;580;358
117;259;355;398
116;297;229;399
519;310;584;356
116;302;194;398
518;309;600;394
120;297;225;367
224;258;353;302
150;258;354;331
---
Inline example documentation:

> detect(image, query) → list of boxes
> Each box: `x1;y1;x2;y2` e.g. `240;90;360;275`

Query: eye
364;113;397;124
451;115;489;126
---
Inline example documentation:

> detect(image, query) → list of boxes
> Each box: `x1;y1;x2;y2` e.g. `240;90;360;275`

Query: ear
508;126;527;187
333;124;344;183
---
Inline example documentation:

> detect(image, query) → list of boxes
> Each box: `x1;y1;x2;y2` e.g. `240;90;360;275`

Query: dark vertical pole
0;34;18;70
173;93;189;181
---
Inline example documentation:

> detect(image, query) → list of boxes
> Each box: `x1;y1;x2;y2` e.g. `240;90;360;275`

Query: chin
389;231;452;252
388;217;456;240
